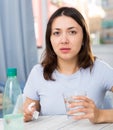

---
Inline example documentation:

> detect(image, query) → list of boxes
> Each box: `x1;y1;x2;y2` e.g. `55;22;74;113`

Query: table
0;115;113;130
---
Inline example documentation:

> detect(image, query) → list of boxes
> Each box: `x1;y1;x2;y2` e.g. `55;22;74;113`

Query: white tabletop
1;115;113;130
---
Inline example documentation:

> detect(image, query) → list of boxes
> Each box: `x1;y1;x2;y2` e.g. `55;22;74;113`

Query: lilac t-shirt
23;59;113;115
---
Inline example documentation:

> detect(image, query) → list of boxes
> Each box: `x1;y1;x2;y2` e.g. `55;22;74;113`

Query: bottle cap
7;68;17;76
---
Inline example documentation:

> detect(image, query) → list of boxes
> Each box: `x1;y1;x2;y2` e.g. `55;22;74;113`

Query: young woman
23;7;113;123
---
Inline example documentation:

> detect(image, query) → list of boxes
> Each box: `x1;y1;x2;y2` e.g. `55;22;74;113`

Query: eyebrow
68;27;76;30
52;27;77;31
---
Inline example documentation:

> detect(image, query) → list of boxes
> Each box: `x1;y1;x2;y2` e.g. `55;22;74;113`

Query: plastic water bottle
2;68;24;130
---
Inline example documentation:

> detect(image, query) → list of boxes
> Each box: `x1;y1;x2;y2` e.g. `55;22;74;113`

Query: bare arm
111;86;113;92
23;97;40;122
97;86;113;123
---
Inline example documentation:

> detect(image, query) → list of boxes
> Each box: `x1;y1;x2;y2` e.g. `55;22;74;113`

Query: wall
92;44;113;67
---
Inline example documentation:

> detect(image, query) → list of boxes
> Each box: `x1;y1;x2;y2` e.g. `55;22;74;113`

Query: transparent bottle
3;68;24;130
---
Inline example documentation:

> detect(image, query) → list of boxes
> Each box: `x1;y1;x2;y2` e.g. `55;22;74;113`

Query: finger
73;96;94;104
68;106;96;121
69;100;93;109
72;113;93;120
68;107;94;119
24;112;33;122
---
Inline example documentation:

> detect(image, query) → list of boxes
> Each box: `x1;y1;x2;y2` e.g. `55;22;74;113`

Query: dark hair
41;7;95;80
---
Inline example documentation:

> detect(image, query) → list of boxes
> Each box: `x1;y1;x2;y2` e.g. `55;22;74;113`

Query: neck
57;59;79;75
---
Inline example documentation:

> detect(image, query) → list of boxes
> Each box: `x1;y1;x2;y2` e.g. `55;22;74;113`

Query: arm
111;86;113;92
23;97;40;122
97;86;113;123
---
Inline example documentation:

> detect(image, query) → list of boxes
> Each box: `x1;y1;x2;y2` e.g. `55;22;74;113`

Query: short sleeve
23;65;40;100
103;63;113;91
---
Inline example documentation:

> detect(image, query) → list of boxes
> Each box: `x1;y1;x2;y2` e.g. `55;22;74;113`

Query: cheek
71;40;82;52
50;36;59;44
72;35;83;47
50;41;57;53
52;44;59;53
50;37;59;49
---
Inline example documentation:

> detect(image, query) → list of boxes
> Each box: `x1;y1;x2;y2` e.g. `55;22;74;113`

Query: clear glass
63;90;87;119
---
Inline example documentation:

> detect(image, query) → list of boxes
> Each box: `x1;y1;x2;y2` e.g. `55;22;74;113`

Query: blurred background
0;0;113;117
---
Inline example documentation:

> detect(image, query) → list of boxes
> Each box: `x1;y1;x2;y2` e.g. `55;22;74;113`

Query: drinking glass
63;90;87;119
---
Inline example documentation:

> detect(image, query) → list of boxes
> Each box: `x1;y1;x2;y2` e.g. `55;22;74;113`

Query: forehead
51;15;81;30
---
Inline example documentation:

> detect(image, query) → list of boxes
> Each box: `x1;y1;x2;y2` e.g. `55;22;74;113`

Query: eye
69;30;77;35
52;31;60;36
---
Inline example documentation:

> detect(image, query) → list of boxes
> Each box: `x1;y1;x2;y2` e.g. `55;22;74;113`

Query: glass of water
63;90;87;119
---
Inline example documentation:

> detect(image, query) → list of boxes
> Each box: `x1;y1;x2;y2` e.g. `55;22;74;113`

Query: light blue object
3;68;24;130
102;91;113;109
23;59;113;115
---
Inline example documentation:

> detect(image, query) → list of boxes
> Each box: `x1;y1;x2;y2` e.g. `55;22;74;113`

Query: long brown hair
41;7;95;80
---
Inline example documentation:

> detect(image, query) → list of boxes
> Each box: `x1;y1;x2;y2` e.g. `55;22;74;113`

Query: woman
23;7;113;123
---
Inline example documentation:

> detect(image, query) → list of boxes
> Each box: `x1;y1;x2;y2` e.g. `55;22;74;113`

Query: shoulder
81;58;113;73
91;58;113;76
28;64;44;78
93;58;113;70
32;64;43;72
30;64;44;74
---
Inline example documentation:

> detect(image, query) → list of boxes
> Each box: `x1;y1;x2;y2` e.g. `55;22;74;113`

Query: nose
60;33;69;44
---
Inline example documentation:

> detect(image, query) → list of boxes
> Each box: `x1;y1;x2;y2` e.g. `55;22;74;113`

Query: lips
60;48;71;53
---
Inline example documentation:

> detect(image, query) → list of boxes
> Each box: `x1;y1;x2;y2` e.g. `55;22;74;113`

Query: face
50;16;83;63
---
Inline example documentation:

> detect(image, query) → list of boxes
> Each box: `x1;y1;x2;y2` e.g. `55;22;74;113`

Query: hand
23;97;40;122
23;102;37;122
67;96;101;123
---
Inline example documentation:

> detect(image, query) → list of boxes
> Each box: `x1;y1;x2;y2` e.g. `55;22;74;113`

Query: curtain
0;0;38;91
